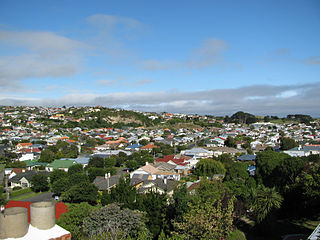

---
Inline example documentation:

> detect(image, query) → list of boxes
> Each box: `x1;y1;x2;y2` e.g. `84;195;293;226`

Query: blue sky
0;0;319;116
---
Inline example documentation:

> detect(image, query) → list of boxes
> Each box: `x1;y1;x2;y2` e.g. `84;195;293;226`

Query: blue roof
237;154;256;161
126;144;143;149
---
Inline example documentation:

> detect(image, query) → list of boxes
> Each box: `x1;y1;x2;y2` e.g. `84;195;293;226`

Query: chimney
145;162;149;166
164;178;167;185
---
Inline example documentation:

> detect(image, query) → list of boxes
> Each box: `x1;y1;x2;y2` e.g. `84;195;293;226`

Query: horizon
0;0;319;116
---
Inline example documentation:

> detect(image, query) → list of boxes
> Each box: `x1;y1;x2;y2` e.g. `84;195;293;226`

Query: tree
83;203;151;240
88;156;104;168
170;184;191;222
280;137;298;150
62;182;98;205
52;177;69;196
68;163;83;175
102;177;137;209
56;202;94;240
224;162;249;181
172;198;234;240
31;174;49;192
49;169;68;185
136;192;169;238
250;185;283;223
39;149;56;163
255;151;288;187
225;136;236;148
195;159;226;178
88;167;105;182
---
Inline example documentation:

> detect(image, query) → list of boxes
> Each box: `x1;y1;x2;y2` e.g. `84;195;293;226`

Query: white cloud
139;38;228;71
1;82;319;116
0;30;85;89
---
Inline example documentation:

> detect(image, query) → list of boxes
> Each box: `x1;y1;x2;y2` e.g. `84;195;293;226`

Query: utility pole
5;174;9;200
107;172;110;194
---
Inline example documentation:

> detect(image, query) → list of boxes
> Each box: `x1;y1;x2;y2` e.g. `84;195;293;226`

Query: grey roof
131;173;150;180
237;154;256;161
138;178;177;193
185;148;210;154
9;170;49;183
287;146;320;152
93;175;120;191
152;162;176;171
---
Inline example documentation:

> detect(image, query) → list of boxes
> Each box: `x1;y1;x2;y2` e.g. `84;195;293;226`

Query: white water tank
30;201;56;230
0;207;29;238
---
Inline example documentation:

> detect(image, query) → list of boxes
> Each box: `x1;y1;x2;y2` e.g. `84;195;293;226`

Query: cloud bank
0;82;319;117
0;30;85;89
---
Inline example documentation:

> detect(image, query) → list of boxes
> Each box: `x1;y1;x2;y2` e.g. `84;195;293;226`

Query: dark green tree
56;202;95;240
280;137;298;150
39;149;56;163
31;174;49;192
62;182;98;205
68;163;83;175
49;169;68;185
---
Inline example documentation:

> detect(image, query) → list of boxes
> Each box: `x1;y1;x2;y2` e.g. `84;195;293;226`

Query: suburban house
46;159;76;172
284;145;320;157
16;142;32;151
130;162;181;181
8;170;49;189
181;147;213;159
131;178;177;196
93;174;120;191
125;143;143;151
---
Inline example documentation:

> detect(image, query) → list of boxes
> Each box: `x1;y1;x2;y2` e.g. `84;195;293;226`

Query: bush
10;188;32;197
227;229;247;240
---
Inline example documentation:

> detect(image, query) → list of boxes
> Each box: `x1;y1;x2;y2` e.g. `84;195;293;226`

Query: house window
22;183;28;188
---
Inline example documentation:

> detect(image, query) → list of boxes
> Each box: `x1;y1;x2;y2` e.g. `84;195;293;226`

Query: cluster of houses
0;106;320;194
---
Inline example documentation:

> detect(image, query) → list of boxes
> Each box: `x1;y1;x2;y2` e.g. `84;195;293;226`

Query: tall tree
31;174;49;192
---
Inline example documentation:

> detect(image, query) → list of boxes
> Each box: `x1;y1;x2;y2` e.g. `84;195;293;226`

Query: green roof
47;159;76;169
24;160;48;167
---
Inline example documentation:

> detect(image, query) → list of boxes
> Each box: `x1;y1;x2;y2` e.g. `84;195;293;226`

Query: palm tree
251;185;283;223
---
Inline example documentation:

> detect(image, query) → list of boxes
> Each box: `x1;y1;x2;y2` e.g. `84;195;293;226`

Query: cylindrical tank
30;201;56;230
0;207;29;239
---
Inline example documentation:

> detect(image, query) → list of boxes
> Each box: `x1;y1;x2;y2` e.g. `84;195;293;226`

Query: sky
0;0;319;116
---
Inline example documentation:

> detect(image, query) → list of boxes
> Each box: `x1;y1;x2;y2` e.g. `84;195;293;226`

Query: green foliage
250;185;283;223
88;167;105;182
89;156;105;168
225;162;249;181
170;184;191;222
225;136;236;148
5;160;26;168
102;177;136;209
49;169;68;185
52;177;69;196
31;174;49;192
172;197;234;240
255;151;288;187
62;182;98;205
280;137;298;150
195;159;226;177
57;202;95;240
227;229;247;240
227;111;258;124
39;149;56;163
136;192;169;238
83;203;151;239
68;163;83;175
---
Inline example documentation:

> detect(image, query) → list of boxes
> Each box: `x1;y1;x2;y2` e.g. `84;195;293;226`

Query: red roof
5;201;68;222
156;155;188;166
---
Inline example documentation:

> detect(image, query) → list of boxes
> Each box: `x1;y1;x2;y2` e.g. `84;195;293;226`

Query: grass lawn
10;191;46;201
237;217;319;240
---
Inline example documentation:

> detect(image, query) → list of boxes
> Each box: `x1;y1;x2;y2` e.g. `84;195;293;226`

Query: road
21;192;54;202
